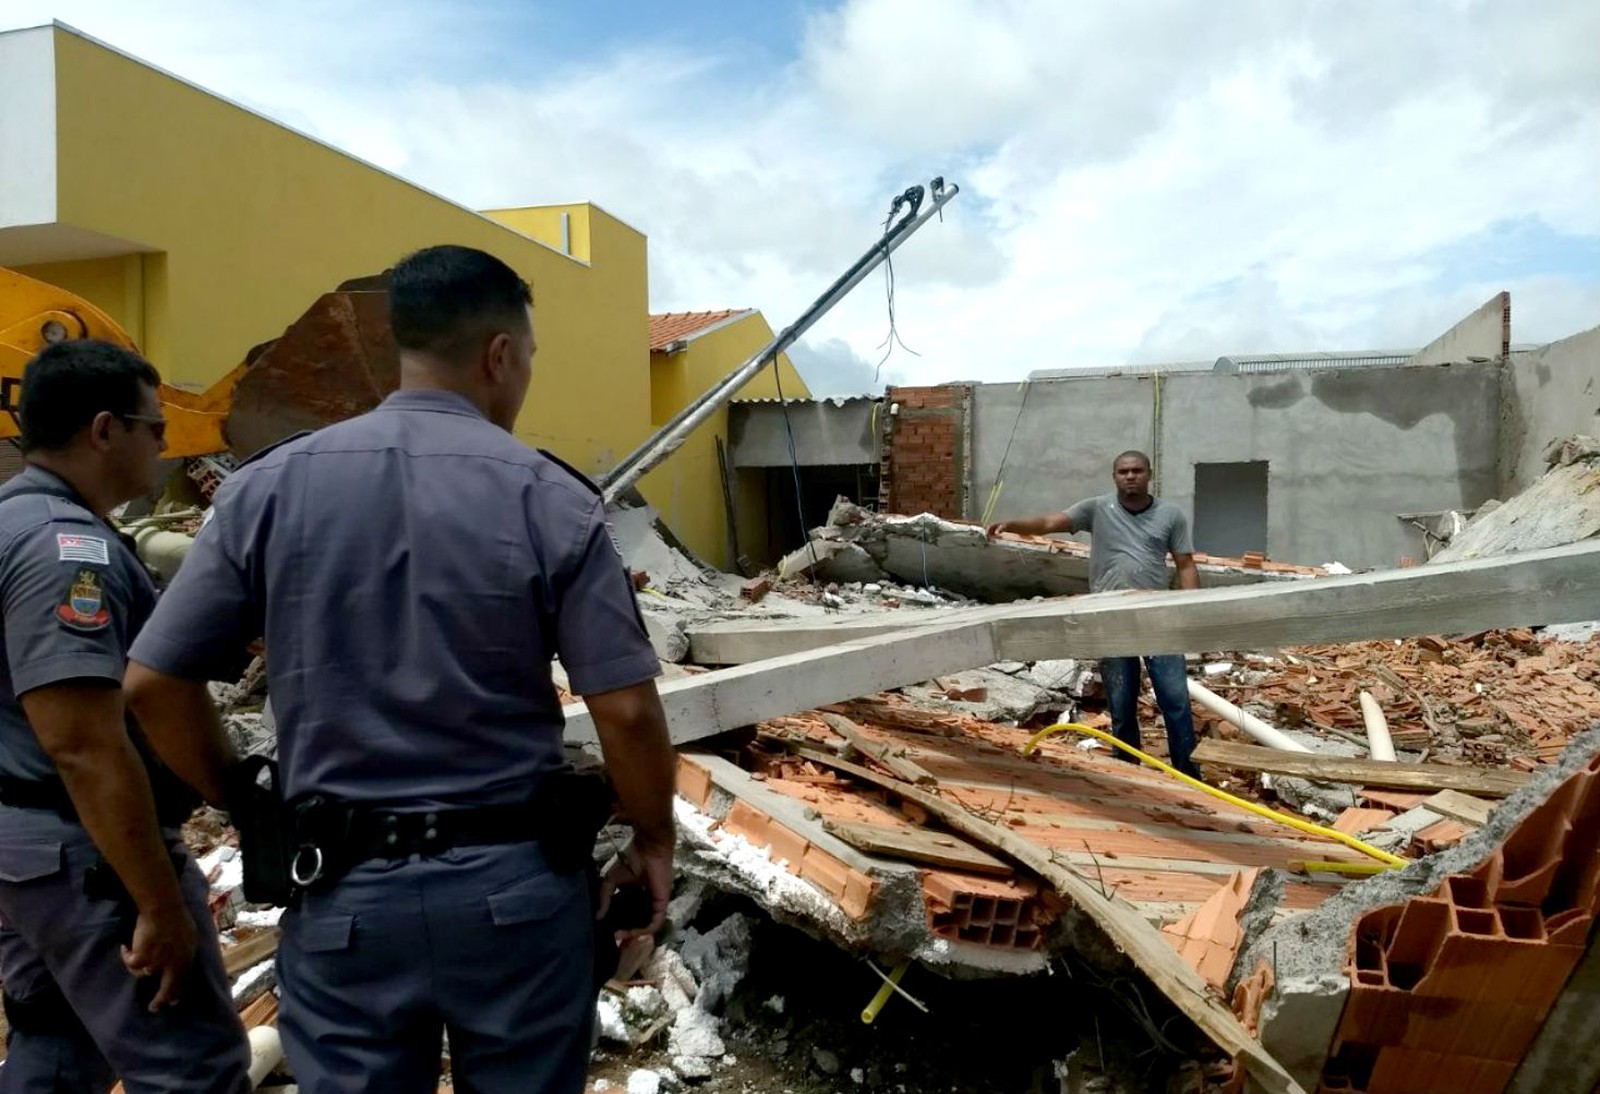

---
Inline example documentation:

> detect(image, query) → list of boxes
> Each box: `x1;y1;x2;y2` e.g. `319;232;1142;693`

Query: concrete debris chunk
596;997;632;1045
671;1054;713;1081
625;1069;663;1094
667;1007;725;1059
644;946;699;1014
676;913;753;1015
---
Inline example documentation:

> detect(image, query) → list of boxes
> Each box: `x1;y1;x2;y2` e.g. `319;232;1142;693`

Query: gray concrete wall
968;375;1155;532
1500;325;1600;493
728;397;879;467
1406;291;1508;367
1160;364;1502;568
967;363;1501;570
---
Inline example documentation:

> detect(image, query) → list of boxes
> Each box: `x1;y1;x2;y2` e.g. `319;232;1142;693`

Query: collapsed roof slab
567;540;1600;750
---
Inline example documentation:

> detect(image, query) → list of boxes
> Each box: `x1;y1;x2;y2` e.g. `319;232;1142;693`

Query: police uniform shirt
0;467;156;783
130;389;661;809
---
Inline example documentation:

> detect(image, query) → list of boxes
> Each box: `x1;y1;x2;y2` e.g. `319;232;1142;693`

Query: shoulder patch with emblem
57;568;111;631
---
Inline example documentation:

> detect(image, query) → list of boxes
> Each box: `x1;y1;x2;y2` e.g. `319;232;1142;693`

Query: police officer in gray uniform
125;245;677;1094
0;340;250;1093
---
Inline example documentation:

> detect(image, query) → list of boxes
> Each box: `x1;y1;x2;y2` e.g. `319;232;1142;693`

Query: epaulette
538;449;603;496
235;430;314;469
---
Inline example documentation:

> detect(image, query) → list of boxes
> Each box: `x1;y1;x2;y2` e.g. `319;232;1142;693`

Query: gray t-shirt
1064;494;1193;593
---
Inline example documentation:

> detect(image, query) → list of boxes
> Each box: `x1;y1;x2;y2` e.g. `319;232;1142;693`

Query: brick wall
879;384;970;518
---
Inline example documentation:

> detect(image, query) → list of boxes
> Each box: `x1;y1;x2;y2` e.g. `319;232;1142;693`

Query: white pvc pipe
247;1026;283;1088
1186;678;1312;753
132;527;194;581
1359;690;1397;762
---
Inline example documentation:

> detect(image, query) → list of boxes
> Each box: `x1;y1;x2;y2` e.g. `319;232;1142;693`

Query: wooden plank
796;752;1307;1094
567;541;1600;751
817;712;937;785
222;928;279;978
820;818;1013;876
1421;789;1494;828
1192;740;1529;798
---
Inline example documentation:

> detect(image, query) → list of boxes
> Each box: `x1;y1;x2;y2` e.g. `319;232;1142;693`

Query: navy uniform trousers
278;840;594;1094
0;806;250;1094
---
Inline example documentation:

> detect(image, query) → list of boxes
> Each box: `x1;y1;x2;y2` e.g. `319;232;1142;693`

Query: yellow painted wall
637;314;810;569
485;205;649;472
47;28;648;469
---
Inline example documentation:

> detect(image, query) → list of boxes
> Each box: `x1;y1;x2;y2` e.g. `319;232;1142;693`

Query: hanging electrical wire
979;379;1033;526
772;359;820;579
874;190;924;379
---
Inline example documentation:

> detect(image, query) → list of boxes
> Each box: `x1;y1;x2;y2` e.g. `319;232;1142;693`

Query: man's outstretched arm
986;512;1075;537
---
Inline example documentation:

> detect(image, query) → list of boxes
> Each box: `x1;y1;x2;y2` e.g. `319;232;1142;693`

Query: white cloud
5;0;1596;387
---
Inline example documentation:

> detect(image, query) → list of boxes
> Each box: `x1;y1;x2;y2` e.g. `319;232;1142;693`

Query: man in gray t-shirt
986;451;1201;777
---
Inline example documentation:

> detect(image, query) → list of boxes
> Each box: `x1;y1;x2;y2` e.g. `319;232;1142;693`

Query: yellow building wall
637;314;810;569
47;28;648;469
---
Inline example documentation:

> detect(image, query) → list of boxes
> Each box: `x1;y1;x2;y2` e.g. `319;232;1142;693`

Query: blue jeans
1100;654;1200;778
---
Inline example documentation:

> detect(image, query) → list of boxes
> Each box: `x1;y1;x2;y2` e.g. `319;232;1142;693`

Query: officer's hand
121;902;198;1011
598;838;674;944
985;521;1009;538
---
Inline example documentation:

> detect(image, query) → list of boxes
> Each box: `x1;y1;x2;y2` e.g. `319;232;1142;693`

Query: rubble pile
1188;630;1600;769
1430;435;1600;562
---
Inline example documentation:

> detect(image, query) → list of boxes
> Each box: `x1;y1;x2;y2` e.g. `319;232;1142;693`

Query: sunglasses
119;413;168;442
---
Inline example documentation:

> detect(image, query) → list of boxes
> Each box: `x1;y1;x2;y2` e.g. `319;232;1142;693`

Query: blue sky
4;0;1596;394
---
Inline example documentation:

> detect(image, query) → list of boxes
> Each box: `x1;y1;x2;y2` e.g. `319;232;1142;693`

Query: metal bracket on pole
599;178;960;504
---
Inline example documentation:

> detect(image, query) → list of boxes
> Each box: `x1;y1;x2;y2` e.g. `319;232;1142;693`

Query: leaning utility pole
599;178;959;504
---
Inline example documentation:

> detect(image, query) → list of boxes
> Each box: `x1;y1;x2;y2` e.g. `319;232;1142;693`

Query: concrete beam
565;539;1600;747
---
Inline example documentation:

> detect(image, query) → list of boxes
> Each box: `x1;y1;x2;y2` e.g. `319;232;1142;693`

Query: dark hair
1113;450;1151;470
388;245;532;358
19;339;161;453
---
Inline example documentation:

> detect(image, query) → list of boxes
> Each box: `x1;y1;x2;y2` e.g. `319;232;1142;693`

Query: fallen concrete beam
1192;740;1530;797
568;540;1600;747
687;606;981;666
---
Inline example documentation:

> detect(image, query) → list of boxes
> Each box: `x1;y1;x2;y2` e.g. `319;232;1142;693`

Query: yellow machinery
0;266;241;457
0;266;397;461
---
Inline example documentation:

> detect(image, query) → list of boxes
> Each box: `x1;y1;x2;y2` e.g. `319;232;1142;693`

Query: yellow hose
1022;722;1407;869
1291;860;1394;877
861;960;910;1024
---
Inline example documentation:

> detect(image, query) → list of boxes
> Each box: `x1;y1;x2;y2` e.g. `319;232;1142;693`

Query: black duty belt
346;803;543;861
283;769;613;892
0;776;77;820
